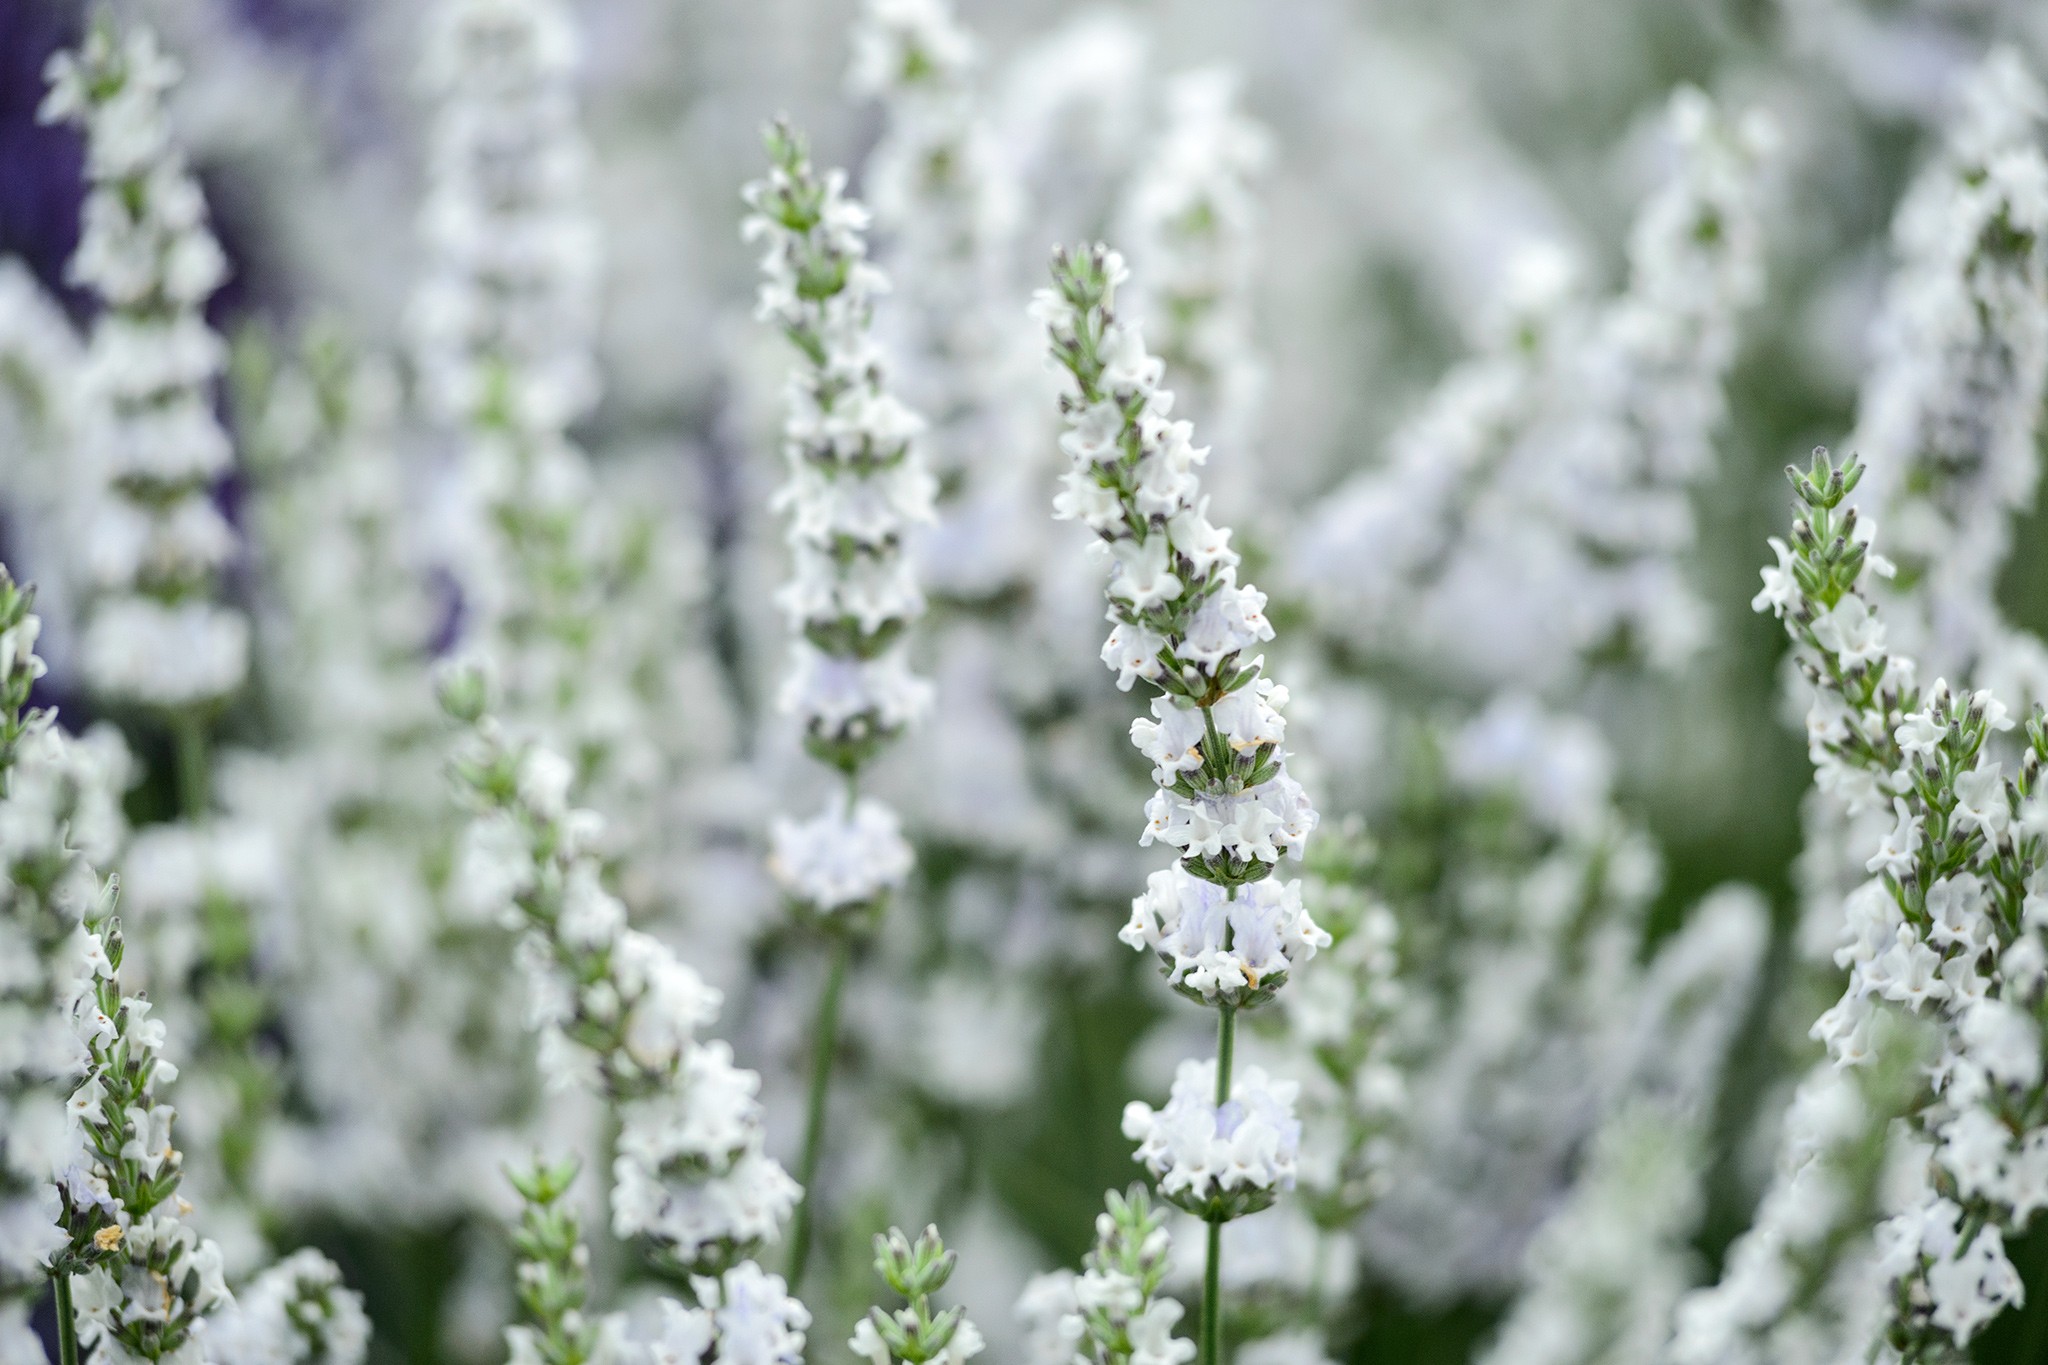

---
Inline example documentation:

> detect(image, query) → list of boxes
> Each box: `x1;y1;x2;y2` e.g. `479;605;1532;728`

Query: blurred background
9;0;2048;1362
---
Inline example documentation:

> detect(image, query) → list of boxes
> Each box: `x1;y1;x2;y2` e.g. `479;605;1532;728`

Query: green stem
55;1271;79;1365
1201;1214;1223;1365
1203;1003;1236;1365
174;712;209;819
786;932;851;1290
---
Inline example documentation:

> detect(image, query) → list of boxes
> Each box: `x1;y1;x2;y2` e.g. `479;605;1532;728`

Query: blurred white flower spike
41;21;248;713
1295;88;1772;694
1853;48;2048;705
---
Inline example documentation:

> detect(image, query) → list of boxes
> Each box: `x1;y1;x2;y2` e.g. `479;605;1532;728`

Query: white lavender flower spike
41;21;248;714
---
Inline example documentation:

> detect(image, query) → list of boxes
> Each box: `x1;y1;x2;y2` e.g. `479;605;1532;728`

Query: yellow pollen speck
93;1226;123;1251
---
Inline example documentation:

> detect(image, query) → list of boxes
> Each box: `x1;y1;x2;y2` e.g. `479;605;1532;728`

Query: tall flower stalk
414;0;695;806
1036;243;1322;1365
742;121;933;1287
442;673;800;1273
38;18;290;1260
39;21;248;769
1754;446;2048;1356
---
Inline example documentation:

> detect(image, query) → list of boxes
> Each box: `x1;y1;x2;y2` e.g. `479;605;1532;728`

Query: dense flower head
645;1260;811;1365
1038;243;1317;891
1121;863;1329;1008
747;120;935;784
1123;1058;1301;1221
768;795;914;919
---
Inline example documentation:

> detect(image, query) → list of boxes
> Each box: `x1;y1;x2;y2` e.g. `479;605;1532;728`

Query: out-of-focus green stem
174;711;209;818
1202;1001;1237;1365
55;1272;80;1365
786;932;850;1289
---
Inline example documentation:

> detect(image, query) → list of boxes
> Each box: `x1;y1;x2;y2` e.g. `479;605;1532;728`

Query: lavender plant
1755;445;2048;1357
442;673;800;1273
39;22;248;748
742;120;933;1287
1035;241;1324;1365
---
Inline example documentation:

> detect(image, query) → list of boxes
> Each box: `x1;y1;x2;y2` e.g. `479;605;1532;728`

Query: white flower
780;643;934;740
1959;998;2041;1089
1926;873;1988;952
1926;1221;2022;1342
1809;596;1886;670
1121;865;1328;1004
1752;537;1798;616
1952;763;2010;839
689;1260;810;1365
208;1249;369;1365
1109;535;1184;612
1896;708;1947;758
1123;1059;1301;1214
1866;797;1923;878
768;796;914;914
1870;926;1949;1011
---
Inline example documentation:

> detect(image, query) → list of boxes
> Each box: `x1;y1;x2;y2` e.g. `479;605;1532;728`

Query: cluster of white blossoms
1123;1059;1302;1222
655;1261;813;1365
1115;69;1269;487
501;1156;812;1365
1852;49;2048;701
39;22;248;710
443;680;799;1269
209;1248;371;1365
1015;1187;1194;1365
1294;88;1770;691
1121;864;1329;1009
1038;245;1317;889
1754;446;2048;1356
744;122;932;919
